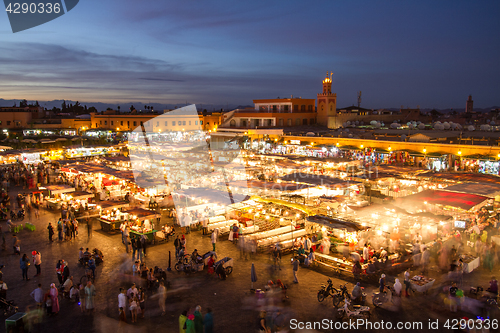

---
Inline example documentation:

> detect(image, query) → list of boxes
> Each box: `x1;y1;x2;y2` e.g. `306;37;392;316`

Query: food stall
42;185;76;210
124;208;161;241
97;200;130;231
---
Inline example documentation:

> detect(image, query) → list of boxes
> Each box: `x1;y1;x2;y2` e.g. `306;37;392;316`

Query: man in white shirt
380;247;387;259
363;245;369;262
202;216;208;235
118;288;127;317
184;214;192;234
30;283;43;307
63;276;73;294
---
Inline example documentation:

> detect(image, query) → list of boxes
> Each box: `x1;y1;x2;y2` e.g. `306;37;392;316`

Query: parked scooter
337;297;370;320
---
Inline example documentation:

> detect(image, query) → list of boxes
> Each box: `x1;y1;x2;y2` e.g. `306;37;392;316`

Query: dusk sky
0;0;499;109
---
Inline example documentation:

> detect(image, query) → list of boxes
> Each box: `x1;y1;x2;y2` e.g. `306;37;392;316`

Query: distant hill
0;98;240;112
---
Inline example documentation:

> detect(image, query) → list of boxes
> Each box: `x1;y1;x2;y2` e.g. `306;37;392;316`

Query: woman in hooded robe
49;283;60;314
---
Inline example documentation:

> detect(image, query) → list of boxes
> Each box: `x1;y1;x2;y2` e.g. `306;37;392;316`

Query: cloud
0;42;308;104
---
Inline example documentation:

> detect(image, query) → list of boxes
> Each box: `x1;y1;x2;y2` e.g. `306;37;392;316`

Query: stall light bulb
377;230;382;235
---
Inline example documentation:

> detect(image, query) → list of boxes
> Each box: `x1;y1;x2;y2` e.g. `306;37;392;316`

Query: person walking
404;269;411;297
179;310;188;333
185;314;196;333
174;236;180;258
138;287;146;319
56;260;64;285
273;245;281;270
136;238;143;262
79;284;86;313
20;253;30;281
47;223;54;242
257;310;269;333
85;281;96;313
292;257;299;283
62;260;70;283
131;236;138;259
129;295;139;323
118;288;127;320
203;308;214;333
211;230;217;252
87;218;92;240
158;281;167;316
13;234;20;255
141;235;147;258
57;220;63;241
194;305;203;333
32;250;41;277
124;235;130;254
49;283;60;314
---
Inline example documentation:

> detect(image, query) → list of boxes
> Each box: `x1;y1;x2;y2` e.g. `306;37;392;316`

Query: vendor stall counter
130;229;158;243
410;275;435;293
256;229;307;248
207;219;238;232
461;255;480;273
315;252;368;272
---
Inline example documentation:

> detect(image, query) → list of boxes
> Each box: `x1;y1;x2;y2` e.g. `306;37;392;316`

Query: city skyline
0;0;499;109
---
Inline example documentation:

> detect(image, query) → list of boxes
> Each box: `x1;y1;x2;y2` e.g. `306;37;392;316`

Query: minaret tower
466;95;473;113
317;71;337;128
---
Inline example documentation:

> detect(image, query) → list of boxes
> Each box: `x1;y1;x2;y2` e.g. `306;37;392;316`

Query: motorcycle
0;297;18;316
9;209;24;221
372;286;393;307
174;254;196;273
318;280;350;307
317;279;335;302
338;297;370;320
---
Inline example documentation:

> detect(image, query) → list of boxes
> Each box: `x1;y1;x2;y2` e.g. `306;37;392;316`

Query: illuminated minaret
317;71;337;127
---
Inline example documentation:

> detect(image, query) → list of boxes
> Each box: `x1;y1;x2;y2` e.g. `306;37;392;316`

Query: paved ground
1;185;500;333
